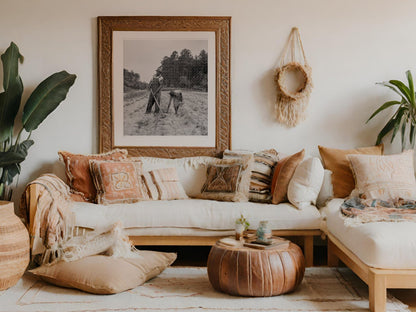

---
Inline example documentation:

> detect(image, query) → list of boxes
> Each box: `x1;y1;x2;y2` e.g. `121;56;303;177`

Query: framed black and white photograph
98;16;231;158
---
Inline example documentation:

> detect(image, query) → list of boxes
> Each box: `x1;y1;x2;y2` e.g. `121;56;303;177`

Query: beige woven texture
275;27;313;127
0;201;29;290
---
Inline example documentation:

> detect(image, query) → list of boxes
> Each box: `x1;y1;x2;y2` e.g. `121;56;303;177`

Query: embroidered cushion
223;149;279;203
89;159;149;204
58;149;128;202
199;156;253;202
29;251;177;294
271;149;305;204
348;150;416;200
318;145;383;198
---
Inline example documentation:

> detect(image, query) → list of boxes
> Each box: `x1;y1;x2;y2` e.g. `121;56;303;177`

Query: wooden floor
140;245;416;310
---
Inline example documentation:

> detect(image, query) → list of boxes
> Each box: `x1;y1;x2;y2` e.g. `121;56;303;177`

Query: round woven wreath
274;62;312;101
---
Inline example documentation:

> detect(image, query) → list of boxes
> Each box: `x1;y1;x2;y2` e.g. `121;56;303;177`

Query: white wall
0;0;414;203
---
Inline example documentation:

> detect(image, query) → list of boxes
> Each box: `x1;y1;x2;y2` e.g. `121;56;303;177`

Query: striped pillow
142;168;188;200
223;149;279;203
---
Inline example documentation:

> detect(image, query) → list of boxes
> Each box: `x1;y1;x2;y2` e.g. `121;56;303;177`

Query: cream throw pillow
29;251;177;294
287;157;324;209
348;150;416;200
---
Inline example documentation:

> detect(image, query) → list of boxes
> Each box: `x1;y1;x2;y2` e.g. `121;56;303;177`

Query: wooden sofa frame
26;184;320;267
327;232;416;312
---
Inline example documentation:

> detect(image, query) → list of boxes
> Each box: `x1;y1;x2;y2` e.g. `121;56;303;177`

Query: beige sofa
24;156;324;267
323;198;416;312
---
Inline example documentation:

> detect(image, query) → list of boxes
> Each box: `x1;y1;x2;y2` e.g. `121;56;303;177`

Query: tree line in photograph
124;48;208;92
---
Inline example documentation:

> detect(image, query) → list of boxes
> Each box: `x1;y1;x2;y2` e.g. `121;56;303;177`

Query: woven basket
0;201;29;290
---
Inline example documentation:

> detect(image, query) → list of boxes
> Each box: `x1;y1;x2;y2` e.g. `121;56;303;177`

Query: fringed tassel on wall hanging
274;27;313;127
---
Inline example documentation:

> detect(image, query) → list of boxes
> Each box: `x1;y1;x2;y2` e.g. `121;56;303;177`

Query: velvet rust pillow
89;159;150;205
318;144;383;198
58;149;128;202
271;149;305;204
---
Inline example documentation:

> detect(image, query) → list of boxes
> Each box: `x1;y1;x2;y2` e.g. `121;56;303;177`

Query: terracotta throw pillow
141;168;188;200
199;156;253;202
58;149;128;202
29;251;177;294
318;145;383;198
89;159;149;204
348;150;416;200
271;149;305;204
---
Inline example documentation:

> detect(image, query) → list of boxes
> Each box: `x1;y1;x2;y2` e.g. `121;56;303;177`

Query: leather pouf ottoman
207;239;305;297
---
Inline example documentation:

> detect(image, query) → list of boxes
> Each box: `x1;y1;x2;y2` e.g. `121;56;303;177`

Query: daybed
22;154;324;267
323;198;416;312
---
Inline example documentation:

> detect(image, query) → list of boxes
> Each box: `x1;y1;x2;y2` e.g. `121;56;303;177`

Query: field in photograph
123;88;208;136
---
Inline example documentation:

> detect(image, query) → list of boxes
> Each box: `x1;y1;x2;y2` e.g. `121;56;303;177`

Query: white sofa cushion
323;198;416;269
137;156;217;197
72;199;322;232
287;157;324;209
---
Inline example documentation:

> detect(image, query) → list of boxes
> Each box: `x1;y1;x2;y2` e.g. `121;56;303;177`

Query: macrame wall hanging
274;27;313;127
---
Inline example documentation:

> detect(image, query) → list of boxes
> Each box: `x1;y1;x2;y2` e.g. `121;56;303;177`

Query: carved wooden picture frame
98;16;231;158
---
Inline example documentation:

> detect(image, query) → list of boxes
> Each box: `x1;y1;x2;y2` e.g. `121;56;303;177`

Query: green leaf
22;71;76;132
0;139;33;167
406;70;415;108
366;100;401;123
0;163;20;184
389;79;412;104
391;108;406;143
1;42;23;91
410;123;416;148
377;82;405;100
0;42;24;143
376;116;396;145
401;119;407;151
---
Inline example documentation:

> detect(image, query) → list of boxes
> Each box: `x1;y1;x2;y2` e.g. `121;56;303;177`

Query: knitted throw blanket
20;174;140;266
341;196;416;226
20;174;75;265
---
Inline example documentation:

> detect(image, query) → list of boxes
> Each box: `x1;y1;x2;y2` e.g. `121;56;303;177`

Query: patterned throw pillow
141;168;188;200
318;145;384;198
223;149;279;203
58;149;128;202
271;149;305;204
347;150;416;200
89;160;149;205
199;156;253;202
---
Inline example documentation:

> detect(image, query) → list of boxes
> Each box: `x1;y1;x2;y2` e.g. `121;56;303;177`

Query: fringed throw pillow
89;159;149;205
348;150;416;201
58;149;128;202
199;155;253;202
141;168;188;200
223;149;279;203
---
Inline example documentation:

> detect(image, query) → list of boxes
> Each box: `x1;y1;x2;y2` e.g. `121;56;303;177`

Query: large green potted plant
0;42;76;200
367;70;416;151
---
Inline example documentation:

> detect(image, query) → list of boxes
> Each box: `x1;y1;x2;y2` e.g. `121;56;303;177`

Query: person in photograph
145;67;164;114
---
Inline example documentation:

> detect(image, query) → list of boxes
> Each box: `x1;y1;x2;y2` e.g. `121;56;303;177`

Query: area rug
0;267;409;312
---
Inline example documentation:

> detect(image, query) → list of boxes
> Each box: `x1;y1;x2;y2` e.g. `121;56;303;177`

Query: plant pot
0;201;29;290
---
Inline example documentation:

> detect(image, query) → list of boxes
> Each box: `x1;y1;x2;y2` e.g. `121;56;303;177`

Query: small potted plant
235;214;250;240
